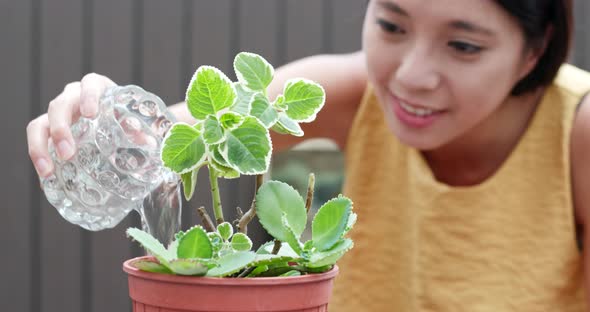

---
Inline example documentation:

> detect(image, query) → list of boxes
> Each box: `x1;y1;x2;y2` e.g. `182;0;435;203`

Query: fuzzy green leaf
180;165;201;201
344;212;357;236
206;251;256;277
280;270;301;277
251;254;296;267
161;123;207;174
233;52;274;91
203;115;225;145
246;265;269;277
271;113;303;137
220;117;271;175
308;238;353;268
168;259;209;276
282;214;303;255
272;94;286;110
132;259;173;274
209;158;240;179
283;79;325;122
186;66;236;120
256;181;307;242
250;93;279;128
207;232;224;256
126;228;174;267
177;226;213;259
217;222;233;241
219;111;245;130
312;196;353;251
231;233;253;251
231;83;254;115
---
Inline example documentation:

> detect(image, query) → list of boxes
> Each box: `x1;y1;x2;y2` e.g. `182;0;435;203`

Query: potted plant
124;52;356;312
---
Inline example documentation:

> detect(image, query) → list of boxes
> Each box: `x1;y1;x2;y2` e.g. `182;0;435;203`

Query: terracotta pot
123;256;339;312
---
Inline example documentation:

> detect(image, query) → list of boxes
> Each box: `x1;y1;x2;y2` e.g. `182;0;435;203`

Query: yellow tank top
331;64;590;311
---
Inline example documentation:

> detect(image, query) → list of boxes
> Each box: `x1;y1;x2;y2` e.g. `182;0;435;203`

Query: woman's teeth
399;100;437;117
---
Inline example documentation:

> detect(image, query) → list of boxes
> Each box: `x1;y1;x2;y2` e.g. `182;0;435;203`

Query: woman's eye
376;19;404;34
449;41;483;54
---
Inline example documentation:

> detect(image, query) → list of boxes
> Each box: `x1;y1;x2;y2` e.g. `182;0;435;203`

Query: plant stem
196;206;215;232
305;173;315;214
271;240;282;255
208;168;224;225
237;174;264;234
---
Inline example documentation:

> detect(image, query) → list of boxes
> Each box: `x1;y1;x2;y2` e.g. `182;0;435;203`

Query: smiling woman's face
363;0;541;150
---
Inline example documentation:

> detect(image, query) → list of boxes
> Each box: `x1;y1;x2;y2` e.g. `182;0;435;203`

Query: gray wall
1;1;589;311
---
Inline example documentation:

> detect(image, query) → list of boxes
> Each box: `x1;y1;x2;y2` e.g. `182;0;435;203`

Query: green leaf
308;238;353;268
246;265;269;277
220;117;271;175
161;123;207;174
168;259;209;276
177;226;213;259
203;115;225;145
251;254;296;267
207;232;224;256
271;113;303;137
186;66;236;120
219;111;245;130
273;94;286;110
344;212;357;236
231;233;253;251
282;214;303;256
280;270;301;277
303;240;314;252
209;158;240;179
206;251;256;277
250;93;279;128
233;52;274;91
126;228;174;268
256;181;307;242
167;239;179;258
132;259;173;274
180;165;201;201
283;79;325;122
231;83;254;115
312;196;353;251
217;222;233;241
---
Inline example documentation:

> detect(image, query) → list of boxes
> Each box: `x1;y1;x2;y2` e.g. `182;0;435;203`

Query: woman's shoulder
553;63;590;97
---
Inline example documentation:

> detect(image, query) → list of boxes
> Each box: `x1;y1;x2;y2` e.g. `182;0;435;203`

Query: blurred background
2;0;590;311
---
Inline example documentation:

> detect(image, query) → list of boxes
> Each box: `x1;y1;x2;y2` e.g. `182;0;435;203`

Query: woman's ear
519;25;554;80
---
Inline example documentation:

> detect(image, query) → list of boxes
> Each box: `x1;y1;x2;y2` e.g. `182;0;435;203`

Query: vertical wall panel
0;0;33;310
89;0;134;311
141;0;184;105
39;0;84;311
573;0;590;70
330;0;364;53
285;0;325;61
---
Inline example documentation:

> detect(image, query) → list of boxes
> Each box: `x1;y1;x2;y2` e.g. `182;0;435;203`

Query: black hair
494;0;573;95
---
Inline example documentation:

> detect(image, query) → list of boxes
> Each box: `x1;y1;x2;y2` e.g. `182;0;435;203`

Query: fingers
48;82;81;161
79;73;116;118
27;114;52;177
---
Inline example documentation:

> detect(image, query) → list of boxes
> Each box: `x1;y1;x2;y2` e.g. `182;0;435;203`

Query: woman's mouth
391;95;445;128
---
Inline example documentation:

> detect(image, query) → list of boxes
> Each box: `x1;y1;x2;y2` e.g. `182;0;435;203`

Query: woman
27;0;590;310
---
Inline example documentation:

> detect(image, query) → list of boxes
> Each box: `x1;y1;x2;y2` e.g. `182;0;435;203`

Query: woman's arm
169;51;368;152
571;94;590;308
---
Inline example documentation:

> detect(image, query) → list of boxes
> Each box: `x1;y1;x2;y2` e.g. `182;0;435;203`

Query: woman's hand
26;73;116;178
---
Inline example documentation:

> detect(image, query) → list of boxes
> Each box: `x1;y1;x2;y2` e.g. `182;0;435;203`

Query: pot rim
123;256;339;286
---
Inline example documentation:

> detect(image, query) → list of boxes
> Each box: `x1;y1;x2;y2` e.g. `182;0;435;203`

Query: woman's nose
394;44;441;91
